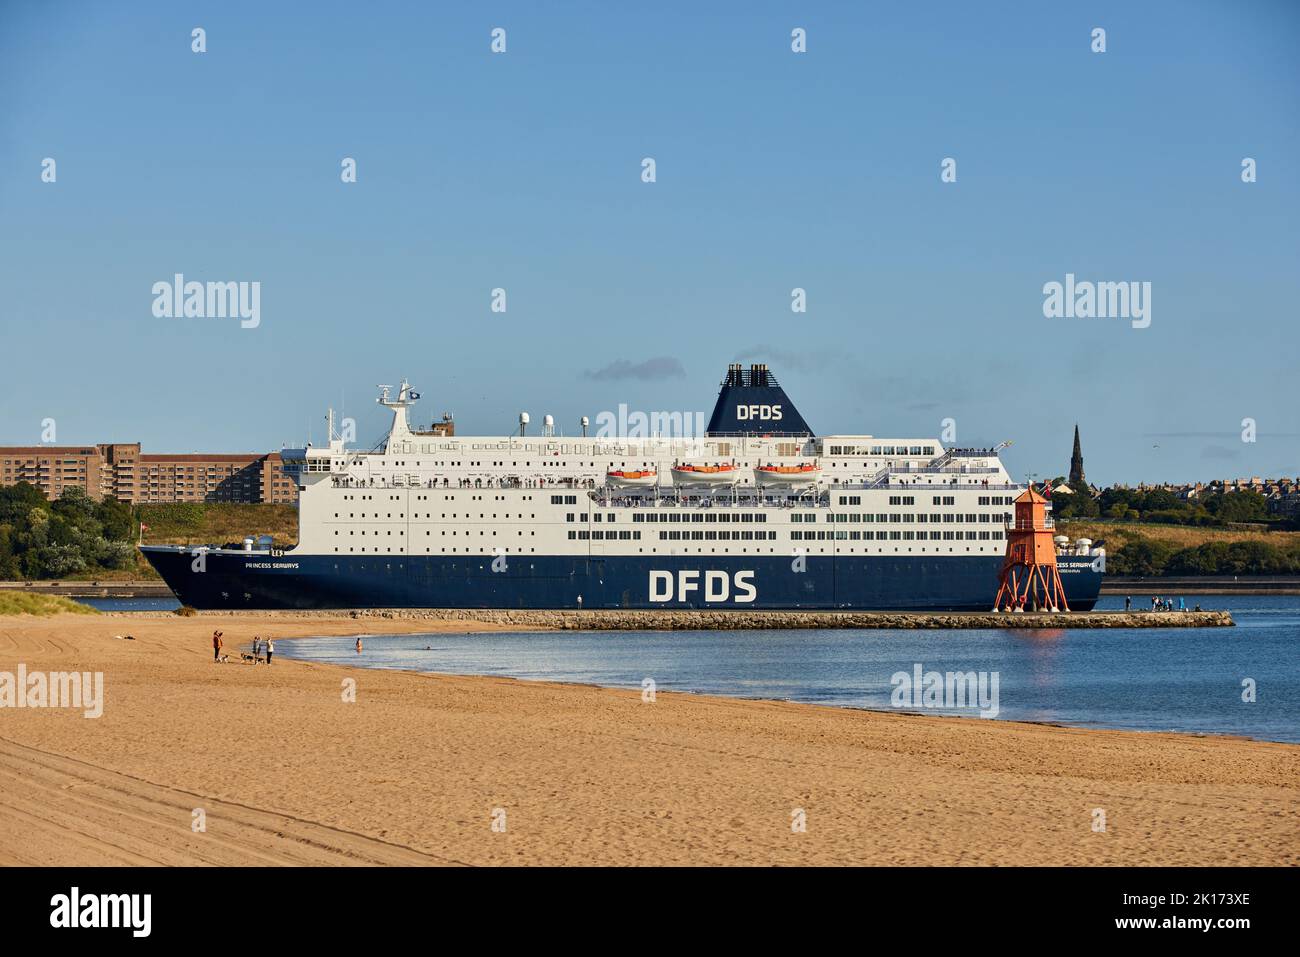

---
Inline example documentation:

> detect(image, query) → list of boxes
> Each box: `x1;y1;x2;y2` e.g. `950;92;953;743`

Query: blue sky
1;0;1297;485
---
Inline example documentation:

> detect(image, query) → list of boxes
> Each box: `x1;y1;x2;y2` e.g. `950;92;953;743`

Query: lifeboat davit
606;469;658;487
754;462;821;485
670;462;741;486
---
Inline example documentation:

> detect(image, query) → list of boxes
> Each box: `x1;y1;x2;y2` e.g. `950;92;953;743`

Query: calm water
266;595;1300;744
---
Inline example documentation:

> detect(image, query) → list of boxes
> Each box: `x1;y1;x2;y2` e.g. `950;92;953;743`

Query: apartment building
0;443;297;504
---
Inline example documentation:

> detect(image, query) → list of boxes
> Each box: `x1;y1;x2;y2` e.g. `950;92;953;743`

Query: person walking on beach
252;636;260;659
1125;596;1131;612
265;638;274;665
1179;597;1185;612
355;637;363;654
212;630;223;662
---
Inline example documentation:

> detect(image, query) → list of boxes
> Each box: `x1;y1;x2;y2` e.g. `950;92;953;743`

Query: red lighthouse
993;487;1069;613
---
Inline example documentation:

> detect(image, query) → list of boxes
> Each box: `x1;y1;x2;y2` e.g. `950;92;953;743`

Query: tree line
0;483;136;579
1049;482;1273;525
1106;536;1300;577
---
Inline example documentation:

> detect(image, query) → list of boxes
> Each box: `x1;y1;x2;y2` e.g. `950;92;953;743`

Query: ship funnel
706;363;814;437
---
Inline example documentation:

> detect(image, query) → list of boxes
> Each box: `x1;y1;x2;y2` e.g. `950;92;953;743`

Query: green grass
1059;520;1300;550
0;593;100;616
138;503;298;547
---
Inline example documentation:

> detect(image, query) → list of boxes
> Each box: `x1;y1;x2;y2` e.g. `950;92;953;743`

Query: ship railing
845;478;1022;490
591;490;827;509
888;465;1003;475
328;475;600;491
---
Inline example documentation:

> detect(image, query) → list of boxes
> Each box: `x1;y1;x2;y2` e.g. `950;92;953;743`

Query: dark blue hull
141;548;1102;612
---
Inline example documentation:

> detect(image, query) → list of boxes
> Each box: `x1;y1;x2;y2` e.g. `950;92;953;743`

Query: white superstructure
279;378;1025;561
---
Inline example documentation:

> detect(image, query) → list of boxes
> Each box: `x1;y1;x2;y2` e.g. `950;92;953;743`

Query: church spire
1069;424;1085;485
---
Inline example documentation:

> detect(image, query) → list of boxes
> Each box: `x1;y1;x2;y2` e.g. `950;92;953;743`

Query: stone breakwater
148;608;1235;630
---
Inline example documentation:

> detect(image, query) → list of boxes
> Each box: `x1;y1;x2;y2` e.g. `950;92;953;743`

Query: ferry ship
141;364;1104;611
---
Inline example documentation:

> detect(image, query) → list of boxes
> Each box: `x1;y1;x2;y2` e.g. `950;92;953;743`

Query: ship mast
377;380;420;453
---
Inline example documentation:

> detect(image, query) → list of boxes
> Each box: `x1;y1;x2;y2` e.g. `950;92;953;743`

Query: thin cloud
736;345;836;376
583;357;686;382
1201;445;1240;460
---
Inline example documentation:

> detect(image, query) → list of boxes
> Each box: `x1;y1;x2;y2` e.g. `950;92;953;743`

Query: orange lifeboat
605;468;658;487
670;462;741;486
754;462;821;485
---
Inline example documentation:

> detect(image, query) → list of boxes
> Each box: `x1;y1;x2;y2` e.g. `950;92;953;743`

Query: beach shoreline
0;612;1295;866
274;635;1293;747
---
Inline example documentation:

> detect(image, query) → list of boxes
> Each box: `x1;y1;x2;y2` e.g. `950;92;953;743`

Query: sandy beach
0;612;1295;866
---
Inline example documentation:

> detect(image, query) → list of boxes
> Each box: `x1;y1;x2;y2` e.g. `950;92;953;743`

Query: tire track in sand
0;737;466;866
